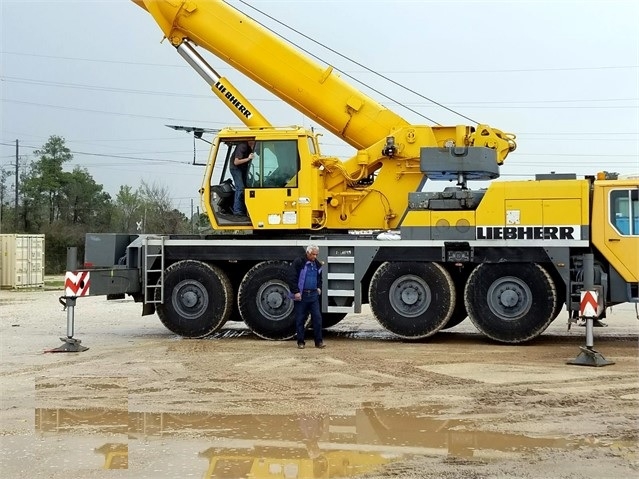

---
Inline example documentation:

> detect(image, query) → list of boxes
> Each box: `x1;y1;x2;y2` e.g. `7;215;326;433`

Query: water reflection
94;443;128;469
34;405;588;476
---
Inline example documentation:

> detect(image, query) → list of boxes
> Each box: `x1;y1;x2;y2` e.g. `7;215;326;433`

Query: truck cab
591;178;639;302
203;127;326;231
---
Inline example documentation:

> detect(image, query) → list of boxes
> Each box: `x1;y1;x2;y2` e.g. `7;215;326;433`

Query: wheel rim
171;279;209;319
486;276;532;320
389;274;432;318
255;281;293;321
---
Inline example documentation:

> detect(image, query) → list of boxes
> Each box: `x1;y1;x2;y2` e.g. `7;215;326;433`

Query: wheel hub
486;276;532;320
181;290;199;308
401;287;420;305
172;280;208;319
256;281;293;321
265;291;283;308
499;289;520;308
389;275;431;317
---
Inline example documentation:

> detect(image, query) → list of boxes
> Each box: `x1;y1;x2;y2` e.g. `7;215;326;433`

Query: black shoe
297;343;305;349
218;212;249;222
315;343;326;349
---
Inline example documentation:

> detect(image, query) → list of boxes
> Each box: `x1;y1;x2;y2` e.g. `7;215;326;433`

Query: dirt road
1;288;637;478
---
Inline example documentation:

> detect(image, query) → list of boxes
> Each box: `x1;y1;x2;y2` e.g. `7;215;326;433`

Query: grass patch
45;276;65;291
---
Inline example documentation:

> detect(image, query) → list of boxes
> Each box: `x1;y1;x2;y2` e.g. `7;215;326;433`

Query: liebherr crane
134;0;516;232
65;0;636;348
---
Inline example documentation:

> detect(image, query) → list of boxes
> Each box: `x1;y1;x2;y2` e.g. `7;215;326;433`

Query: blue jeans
295;291;323;345
230;167;247;215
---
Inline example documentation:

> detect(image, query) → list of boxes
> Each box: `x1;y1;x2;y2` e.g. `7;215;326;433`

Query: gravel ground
1;285;637;478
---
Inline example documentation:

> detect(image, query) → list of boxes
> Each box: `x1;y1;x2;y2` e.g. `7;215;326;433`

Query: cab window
610;189;639;236
251;140;299;188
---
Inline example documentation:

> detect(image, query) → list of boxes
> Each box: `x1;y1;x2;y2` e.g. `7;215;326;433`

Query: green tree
112;185;141;233
0;165;11;233
13;135;189;270
137;181;189;234
21;135;71;227
18;135;117;272
62;166;113;227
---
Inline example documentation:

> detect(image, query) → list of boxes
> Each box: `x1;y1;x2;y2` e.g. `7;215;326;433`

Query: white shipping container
0;234;45;289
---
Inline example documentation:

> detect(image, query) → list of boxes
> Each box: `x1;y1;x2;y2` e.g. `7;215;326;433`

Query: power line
2;76;211;99
236;0;639;126
4;75;637;107
0;141;191;164
3;50;636;74
2;99;225;124
0;50;187;68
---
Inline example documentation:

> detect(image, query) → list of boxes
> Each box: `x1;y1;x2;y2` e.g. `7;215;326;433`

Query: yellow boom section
134;0;412;150
134;0;515;164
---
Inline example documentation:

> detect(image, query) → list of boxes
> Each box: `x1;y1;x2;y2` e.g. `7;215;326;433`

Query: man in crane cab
229;139;255;217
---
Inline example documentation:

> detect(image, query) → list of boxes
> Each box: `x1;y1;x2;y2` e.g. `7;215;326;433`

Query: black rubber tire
238;261;297;340
156;260;232;338
369;262;455;339
550;295;565;322
441;299;468;330
440;266;472;330
551;283;567;322
464;263;557;343
321;312;347;329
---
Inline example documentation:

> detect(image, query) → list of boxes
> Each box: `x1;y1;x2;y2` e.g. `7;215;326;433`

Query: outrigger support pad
47;295;89;353
567;254;613;367
50;337;89;353
567;345;614;367
46;247;89;353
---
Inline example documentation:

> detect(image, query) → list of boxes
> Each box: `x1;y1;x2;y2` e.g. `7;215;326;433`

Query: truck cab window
210;141;234;186
610;189;639;236
253;140;299;188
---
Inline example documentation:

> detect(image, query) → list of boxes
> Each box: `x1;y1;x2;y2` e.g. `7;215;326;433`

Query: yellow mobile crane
73;0;637;346
134;0;515;232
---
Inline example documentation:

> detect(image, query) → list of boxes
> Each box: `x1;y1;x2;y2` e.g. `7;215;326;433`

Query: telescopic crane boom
133;0;517;231
134;0;514;154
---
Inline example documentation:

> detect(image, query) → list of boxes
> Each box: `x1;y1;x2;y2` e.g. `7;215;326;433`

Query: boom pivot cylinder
177;41;219;87
176;40;270;127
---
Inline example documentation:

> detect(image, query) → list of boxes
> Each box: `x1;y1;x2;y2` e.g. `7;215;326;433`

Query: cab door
592;183;639;283
245;139;302;228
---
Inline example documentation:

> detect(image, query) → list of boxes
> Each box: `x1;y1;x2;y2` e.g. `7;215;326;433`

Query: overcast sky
2;0;638;217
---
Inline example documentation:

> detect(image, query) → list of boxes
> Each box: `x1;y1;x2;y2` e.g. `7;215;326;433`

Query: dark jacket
229;141;253;179
288;255;323;295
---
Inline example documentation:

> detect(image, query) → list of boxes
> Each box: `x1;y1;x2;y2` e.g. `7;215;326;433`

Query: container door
14;235;44;288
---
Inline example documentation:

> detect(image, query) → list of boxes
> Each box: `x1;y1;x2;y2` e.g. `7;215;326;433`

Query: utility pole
15;139;19;231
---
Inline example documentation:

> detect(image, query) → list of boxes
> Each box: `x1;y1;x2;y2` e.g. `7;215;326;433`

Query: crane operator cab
204;127;320;231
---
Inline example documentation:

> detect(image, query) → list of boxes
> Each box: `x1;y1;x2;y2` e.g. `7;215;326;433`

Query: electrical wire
238;0;466;125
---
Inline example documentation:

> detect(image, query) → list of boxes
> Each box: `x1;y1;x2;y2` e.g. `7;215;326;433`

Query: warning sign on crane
580;290;602;318
65;271;90;297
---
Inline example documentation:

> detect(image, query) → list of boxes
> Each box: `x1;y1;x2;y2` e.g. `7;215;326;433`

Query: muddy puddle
31;404;614;476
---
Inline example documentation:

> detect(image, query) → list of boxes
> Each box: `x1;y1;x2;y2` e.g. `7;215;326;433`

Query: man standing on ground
288;245;325;349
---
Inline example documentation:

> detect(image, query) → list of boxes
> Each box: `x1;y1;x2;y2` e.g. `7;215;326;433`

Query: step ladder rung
144;236;165;306
327;289;355;297
326;306;354;313
327;256;355;263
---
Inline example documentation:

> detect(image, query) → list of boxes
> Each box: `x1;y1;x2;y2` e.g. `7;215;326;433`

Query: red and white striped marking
65;271;90;297
580;290;601;318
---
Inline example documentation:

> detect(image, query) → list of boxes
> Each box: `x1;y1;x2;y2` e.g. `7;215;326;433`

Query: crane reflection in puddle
34;404;596;476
